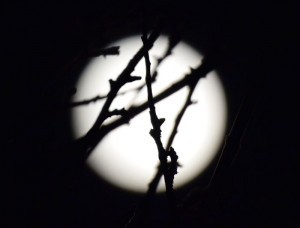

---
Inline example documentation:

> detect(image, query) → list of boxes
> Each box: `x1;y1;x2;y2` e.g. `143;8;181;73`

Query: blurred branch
73;22;163;161
70;27;227;227
126;35;181;107
68;84;144;108
75;57;216;160
84;23;162;138
69;33;180;109
99;57;215;142
166;82;197;150
59;46;120;79
68;94;107;107
74;26;225;174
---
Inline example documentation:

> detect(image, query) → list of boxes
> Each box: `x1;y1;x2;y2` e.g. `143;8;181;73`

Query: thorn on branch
109;79;116;89
158;118;165;126
108;79;116;87
191;100;198;105
188;99;198;106
189;67;196;72
127;75;142;83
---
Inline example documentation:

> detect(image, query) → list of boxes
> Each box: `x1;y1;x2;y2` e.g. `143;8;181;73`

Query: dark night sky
2;1;299;227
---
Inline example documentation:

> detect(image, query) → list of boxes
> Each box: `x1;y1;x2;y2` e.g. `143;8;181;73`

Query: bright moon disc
71;35;227;193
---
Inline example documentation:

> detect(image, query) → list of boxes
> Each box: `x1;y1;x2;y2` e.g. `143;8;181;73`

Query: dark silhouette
2;1;299;227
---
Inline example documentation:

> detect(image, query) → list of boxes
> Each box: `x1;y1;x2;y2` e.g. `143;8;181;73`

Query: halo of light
71;35;227;193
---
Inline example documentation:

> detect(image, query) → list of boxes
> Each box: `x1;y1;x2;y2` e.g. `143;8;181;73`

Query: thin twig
142;31;177;217
84;23;162;138
98;62;214;143
59;46;120;80
166;83;197;150
76;35;221;164
68;87;140;108
69;95;107;107
126;35;180;107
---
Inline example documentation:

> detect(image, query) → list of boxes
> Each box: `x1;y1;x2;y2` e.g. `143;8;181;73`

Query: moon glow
71;35;227;193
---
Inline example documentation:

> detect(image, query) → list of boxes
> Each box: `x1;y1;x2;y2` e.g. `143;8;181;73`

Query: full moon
71;35;227;193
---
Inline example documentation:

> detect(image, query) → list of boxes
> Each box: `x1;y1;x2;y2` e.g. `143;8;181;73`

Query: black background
2;1;299;227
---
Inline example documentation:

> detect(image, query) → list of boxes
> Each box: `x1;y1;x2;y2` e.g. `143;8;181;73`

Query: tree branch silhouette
125;34;181;108
69;25;226;220
142;31;176;204
73;23;163;159
96;55;217;145
124;30;225;228
69;34;177;109
74;51;219;166
166;82;197;150
69;94;107;107
69;86;143;108
124;33;182;227
142;82;197;203
86;25;162;134
64;23;228;228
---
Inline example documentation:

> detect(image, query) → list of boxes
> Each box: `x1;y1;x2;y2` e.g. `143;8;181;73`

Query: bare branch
142;32;168;168
143;85;196;202
127;35;181;107
142;31;177;214
84;23;162;137
68;95;107;107
166;83;197;150
69;79;142;108
99;61;213;141
74;32;222;167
